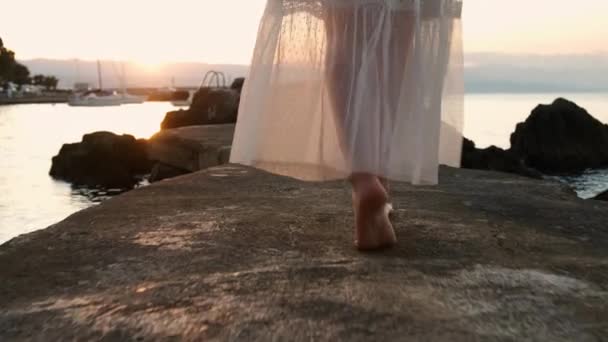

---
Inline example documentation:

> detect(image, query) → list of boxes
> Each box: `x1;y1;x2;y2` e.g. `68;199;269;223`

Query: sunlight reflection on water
0;102;172;244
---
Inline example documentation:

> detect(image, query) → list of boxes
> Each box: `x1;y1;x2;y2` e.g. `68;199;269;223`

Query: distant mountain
21;59;250;89
20;52;608;92
465;52;608;93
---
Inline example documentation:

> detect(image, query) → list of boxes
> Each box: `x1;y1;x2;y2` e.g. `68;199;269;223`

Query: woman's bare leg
378;9;416;217
368;9;417;236
324;5;397;250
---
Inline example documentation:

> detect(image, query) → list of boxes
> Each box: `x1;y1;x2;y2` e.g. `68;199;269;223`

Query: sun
134;59;165;73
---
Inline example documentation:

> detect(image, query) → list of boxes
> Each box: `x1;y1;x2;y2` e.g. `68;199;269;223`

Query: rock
171;90;191;101
218;146;232;165
461;138;542;179
148;89;191;102
149;163;190;183
510;98;608;173
230;77;245;92
50;131;151;188
147;124;234;173
2;165;607;340
161;87;240;130
593;190;608;201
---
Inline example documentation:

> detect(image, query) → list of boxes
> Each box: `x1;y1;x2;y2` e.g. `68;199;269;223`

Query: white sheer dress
230;0;464;185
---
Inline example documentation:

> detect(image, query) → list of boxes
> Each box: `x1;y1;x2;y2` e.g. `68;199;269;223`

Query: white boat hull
68;96;124;107
120;94;146;104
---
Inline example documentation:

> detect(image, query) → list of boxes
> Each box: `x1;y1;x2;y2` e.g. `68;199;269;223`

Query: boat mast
75;59;80;83
97;60;103;90
121;62;127;97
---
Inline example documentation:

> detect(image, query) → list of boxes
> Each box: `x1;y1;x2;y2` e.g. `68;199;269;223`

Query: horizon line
17;50;608;65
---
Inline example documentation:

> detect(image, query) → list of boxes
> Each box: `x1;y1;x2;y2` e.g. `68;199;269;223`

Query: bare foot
372;209;397;248
379;177;395;217
384;202;394;217
351;175;397;251
351;191;395;245
379;177;390;193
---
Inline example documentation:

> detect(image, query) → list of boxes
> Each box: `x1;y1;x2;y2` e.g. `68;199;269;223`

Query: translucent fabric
230;0;464;185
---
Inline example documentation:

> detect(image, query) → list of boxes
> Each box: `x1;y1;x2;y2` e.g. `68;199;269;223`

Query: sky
2;0;607;66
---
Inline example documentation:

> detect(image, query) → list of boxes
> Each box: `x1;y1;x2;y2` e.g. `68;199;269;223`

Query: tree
0;37;24;86
42;76;58;90
0;38;59;90
0;40;15;83
0;38;60;91
32;74;45;85
32;74;59;90
11;64;30;89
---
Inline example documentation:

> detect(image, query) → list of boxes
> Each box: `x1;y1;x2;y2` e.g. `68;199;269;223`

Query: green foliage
32;74;45;85
11;64;30;87
31;74;58;90
43;76;58;90
0;36;59;90
0;44;16;84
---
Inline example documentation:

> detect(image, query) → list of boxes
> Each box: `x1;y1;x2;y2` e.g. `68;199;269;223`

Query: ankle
350;173;378;191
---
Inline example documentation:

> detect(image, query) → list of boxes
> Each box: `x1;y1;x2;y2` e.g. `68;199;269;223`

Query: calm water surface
1;93;607;244
0;103;171;244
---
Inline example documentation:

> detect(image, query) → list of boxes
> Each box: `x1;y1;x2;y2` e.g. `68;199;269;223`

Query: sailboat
68;61;145;106
68;61;124;107
120;92;146;104
118;63;146;104
168;77;195;107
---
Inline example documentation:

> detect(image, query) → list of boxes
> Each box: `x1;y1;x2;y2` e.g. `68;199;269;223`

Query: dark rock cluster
510;98;608;173
161;78;245;130
594;190;608;201
50;124;236;189
50;96;608;198
461;138;542;179
461;98;608;180
49;132;151;188
147;89;191;102
149;163;190;183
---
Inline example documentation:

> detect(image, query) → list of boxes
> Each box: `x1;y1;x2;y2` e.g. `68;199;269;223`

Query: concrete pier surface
1;164;607;341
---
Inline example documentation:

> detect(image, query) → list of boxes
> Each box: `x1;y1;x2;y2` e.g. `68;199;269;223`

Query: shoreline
0;94;68;105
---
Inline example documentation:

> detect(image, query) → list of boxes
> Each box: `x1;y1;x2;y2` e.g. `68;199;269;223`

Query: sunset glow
2;0;607;65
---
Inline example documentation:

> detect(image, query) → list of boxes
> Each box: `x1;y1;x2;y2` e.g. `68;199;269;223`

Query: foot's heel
359;179;388;213
384;202;394;217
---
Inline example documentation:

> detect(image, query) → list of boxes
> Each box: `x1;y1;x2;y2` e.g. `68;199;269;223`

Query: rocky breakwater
49;97;607;200
147;124;235;182
158;94;608;189
463;98;608;194
1;164;607;340
161;78;245;130
510;98;608;173
50;124;236;189
461;138;542;179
